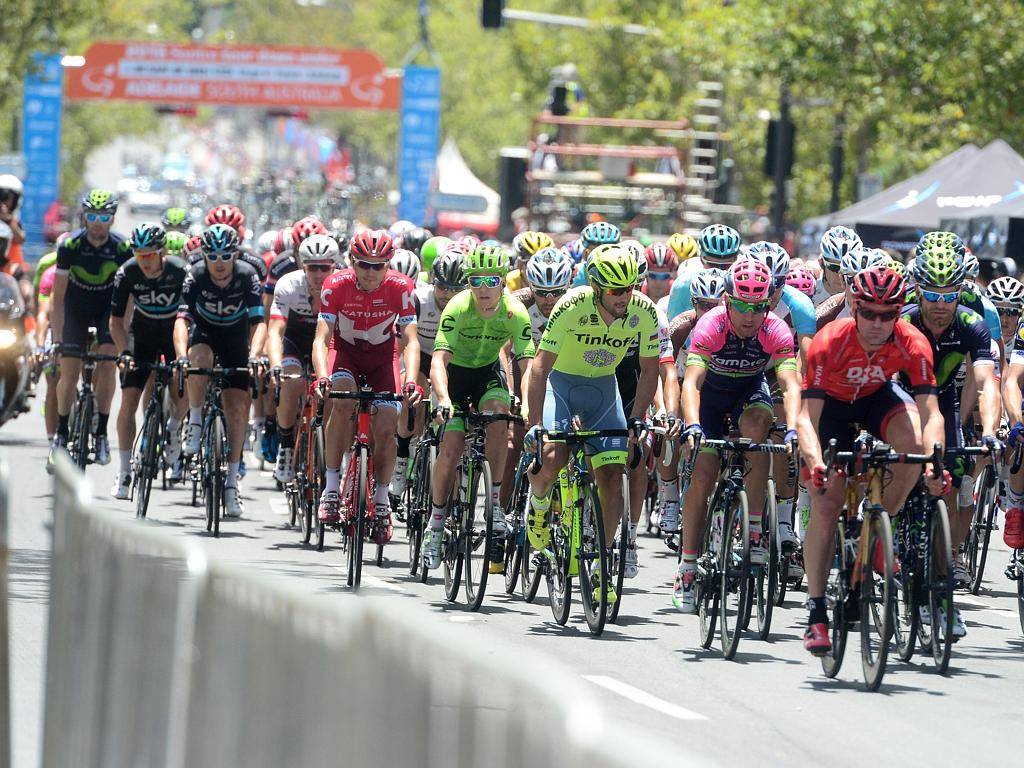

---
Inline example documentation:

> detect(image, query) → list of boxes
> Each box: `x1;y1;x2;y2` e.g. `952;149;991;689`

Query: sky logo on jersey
137;290;179;307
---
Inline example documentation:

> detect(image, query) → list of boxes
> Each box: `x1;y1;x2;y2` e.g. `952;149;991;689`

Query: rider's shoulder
547;286;591;321
60;228;87;249
628;289;658;315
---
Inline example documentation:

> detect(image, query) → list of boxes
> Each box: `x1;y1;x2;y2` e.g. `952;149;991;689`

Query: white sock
429;503;446;531
373;482;389;507
628;522;638;544
227;462;239;489
119;450;131;474
1008;487;1024;508
189;407;202;425
168;415;182;432
659;477;679;503
326;468;341;494
778;498;794;527
491;481;502;506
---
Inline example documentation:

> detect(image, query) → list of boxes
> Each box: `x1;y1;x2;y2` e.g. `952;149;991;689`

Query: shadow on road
9;548;50;603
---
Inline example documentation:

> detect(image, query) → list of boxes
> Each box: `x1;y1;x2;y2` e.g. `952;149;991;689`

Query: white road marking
582;675;707;721
448;615;478;623
325;566;409;594
268;498;290;517
956;594;1016;615
260;471;274;478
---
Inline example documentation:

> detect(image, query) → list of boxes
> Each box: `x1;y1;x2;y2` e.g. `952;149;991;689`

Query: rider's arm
248;321;266;359
34;298;49;349
109;308;132;356
631;354;660;421
776;365;802;432
1003;361;1024;426
797;396;825;468
680;362;706;426
525;349;555;428
312;317;332;380
50;272;67;345
915;391;946;457
400;321;420;385
972;357;1001;437
244;270;266;358
267;317;286;369
173;317;190;360
429;349;453;408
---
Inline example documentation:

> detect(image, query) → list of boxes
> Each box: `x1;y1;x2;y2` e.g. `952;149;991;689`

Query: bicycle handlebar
530;427;644;474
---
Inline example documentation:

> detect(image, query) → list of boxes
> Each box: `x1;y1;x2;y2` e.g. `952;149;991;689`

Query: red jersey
803;317;936;402
319;269;416;358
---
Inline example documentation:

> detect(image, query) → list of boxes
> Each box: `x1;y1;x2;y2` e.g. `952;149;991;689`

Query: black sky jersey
178;260;264;330
110;255;188;326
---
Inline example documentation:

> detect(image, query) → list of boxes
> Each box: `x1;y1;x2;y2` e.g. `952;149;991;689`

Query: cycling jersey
178;260;264;330
55;228;131;302
770;286;816;336
506;268;525;292
413;283;441;355
803;317;936;402
510;286;550;343
434;289;534;368
686;307;797;387
33;251;57;302
265;250;299;295
906;284;1001;343
110;256;188;327
319;268;416;357
539;287;660;377
899;304;994;395
38;265;56;300
270;269;320;351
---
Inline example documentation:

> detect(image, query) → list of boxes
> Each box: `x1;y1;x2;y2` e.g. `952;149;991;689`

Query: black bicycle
964;440;1018;593
404;403;439;580
130;358;180;519
63;344;119;471
504;450;540;600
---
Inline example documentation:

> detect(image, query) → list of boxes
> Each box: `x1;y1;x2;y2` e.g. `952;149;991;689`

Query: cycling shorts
189;324;250;391
615;354;641;420
814;381;916;453
281;335;312;371
698;375;773;441
61;300;113;357
939;388;969;488
330;341;401;413
543;369;626;468
444;361;510;433
123;322;175;389
418;351;432;383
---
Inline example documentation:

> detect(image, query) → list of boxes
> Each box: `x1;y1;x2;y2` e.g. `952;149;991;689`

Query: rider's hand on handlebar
627;416;648;442
982;434;1003;457
523;424;543;454
434;399;452;424
664;416;681;441
801;462;829;490
315;376;331;399
1008;422;1024;449
116;352;134;371
783;428;799;454
924;466;952;497
681;423;704;455
403;381;424;407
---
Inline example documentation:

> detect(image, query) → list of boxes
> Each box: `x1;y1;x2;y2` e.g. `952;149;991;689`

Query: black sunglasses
354;259;388;271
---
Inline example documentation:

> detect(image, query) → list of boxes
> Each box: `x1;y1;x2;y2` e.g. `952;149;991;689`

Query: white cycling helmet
840;246;889;280
963;248;980;281
390;248;421;279
620;239;648;282
298;234;340;265
256;230;278;254
746;240;790;289
526;247;572;290
819;225;862;268
986;275;1024;307
691;267;727;301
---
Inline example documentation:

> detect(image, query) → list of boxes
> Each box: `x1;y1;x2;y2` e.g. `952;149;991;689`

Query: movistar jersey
899;304;994;395
55;228;132;304
434;289;534;368
539;286;660;377
907;283;1001;343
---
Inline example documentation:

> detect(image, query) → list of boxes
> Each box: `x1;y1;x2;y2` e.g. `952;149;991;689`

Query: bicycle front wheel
206;416;226;537
608;472;629;624
820;524;849;679
503;460;529;595
860;508;894;691
579;481;609;636
927;499;954;674
406;442;432;577
547;487;572;625
74;395;94;470
719;488;750;660
347;448;368;589
135;403;162;519
754;480;778;640
967;465;996;594
443;466;465;602
697;500;721;650
464;460;493;611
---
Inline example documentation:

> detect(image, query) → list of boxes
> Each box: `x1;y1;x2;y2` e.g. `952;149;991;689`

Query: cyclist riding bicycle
644;242;678;315
569;221;621;287
161;207;190;234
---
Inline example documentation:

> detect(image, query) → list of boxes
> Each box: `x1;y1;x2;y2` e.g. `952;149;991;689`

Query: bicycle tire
464;460;493;611
892;514;919;662
698;487;724;650
579;481;609;636
289;423;305;528
547;487;572;625
1017;555;1024;635
405;442;428;576
772;553;789;607
520;481;546;603
928;499;954;674
820;525;848;678
135;402;162;519
307;427;324;547
860;507;894;691
347;448;368;589
967;464;996;595
719;488;750;660
442;465;464;602
75;394;93;470
210;415;226;538
608;474;629;624
754;481;778;640
503;460;529;594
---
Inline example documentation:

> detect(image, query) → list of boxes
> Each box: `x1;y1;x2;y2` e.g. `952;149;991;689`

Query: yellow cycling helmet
667;232;699;262
512;230;555;261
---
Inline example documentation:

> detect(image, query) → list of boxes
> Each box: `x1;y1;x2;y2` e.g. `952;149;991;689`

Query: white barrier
42;455;689;768
0;460;10;768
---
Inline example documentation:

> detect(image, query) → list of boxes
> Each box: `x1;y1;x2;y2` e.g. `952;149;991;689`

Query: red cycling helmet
205;204;246;238
184;235;203;258
291;216;328;249
350;229;395;262
850;264;907;305
273;226;293;254
645;242;678;272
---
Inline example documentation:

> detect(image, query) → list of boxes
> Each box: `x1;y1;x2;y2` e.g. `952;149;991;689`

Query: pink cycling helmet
786;264;816;298
725;257;773;302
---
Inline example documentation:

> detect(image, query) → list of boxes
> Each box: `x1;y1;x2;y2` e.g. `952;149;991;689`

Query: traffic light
154;105;197;117
482;0;504;28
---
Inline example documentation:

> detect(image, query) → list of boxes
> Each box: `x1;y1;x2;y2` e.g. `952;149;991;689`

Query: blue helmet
698;224;742;260
563;238;586;264
580;221;621;248
130;222;166;251
201;223;240;256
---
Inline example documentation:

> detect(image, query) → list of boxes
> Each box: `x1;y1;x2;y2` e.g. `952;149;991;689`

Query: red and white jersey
319;269;416;352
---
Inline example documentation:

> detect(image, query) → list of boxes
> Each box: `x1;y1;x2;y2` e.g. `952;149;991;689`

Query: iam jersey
686;306;797;388
110;255;188;328
270;269;319;349
804;317;936;402
319;269;416;360
414;282;441;355
177;260;264;331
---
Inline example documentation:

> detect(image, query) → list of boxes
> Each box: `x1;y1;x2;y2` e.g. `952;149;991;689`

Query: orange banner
65;41;401;111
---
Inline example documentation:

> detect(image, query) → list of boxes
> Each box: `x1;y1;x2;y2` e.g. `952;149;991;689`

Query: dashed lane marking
582;675;708;721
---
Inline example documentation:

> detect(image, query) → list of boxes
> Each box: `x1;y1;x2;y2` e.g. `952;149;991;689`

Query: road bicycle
964;438;1018;593
502;450;538;599
63;339;119;471
273;370;320;545
404;403;439;580
129;358;179;519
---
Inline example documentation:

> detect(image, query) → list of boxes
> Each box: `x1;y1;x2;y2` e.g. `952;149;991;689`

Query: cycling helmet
917;230;966;261
164;231;187;256
746;240;790;289
388;219;416;238
725;257;773;302
82;188;118;212
432;249;467;288
912;237;966;288
512;230;555;261
586;244;638;289
691;268;727;301
580;221;621;248
458;234;482;252
183;235;203;259
256;230;278;254
785;264;815;298
274;227;293;254
645;242;678;272
850;264;907;305
526;247;573;290
420;236;452;272
350;229;395;262
0;174;23;203
818;225;862;268
330;230;351;257
840;246;889;279
620;239;648;282
299;234;341;265
986;276;1024;307
962;247;980;280
161;207;189;229
699;224;742;261
130;222;166;251
667;232;699;262
201;223;240;256
886;257;906;279
292;217;327;249
205;204;245;236
463;244;508;276
400;226;432;255
564;238;586;264
390;248;420;279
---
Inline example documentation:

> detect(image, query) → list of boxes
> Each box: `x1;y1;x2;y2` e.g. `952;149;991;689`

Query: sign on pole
64;42;401;111
21;53;63;247
397;65;441;225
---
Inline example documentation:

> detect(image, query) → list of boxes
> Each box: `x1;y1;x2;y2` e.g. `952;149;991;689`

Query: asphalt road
7;391;1024;768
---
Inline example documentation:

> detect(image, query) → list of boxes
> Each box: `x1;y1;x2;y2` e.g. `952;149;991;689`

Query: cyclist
786;263;816;299
398;226;432;259
797;265;947;655
666;224;742;318
421;245;535;572
268;234;340;484
815;246;891;327
109;223;189;498
511;247;574;343
174;224;266;518
667;232;700;277
419;235;453;279
313;229;421;529
524;244;661;603
570;221;622;287
390;248;421;281
814;225;862;306
644;242;678;315
161;207;190;234
986;276;1024;367
506;231;555;291
49;189;132;468
672;258;801;612
667;268;727;367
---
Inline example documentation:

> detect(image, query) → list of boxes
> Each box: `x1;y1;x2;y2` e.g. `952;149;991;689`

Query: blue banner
21;53;63;247
397;65;441;225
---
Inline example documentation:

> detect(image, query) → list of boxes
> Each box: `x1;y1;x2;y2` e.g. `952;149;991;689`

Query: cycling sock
264;417;277;436
373;482;390;508
96;413;109;436
254;415;266;431
429;503;446;531
628;522;638;544
529;493;551;518
189;407;202;425
680;549;698;570
325;468;341;494
396;434;412;458
777;497;794;527
57;414;69;438
491;481;501;508
749;508;763;536
167;415;182;432
1008;487;1024;508
226;462;239;489
119;450;131;474
659;476;679;503
807;596;829;625
278;425;295;449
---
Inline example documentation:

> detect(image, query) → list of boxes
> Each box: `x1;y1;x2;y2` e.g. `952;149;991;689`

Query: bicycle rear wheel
967;465;996;595
206;416;226;537
1016;554;1024;635
406;442;432;577
860;508;894;691
520;483;547;603
927;499;954;674
503;460;529;595
135;404;162;519
719;488;750;660
442;465;465;602
608;474;629;624
547;489;572;625
346;448;368;589
754;481;778;640
74;394;93;470
697;501;721;649
307;426;324;547
579;481;609;636
464;460;493;611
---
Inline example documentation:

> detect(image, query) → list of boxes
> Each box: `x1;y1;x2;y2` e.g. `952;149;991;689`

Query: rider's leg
594;459;627;549
370;404;399;508
93;342;117;436
116;386;144;474
222;386;252;489
43;370;58;439
737;404;773;535
56;356;82;427
880;405;926;517
323;376;356;496
481;397;510;506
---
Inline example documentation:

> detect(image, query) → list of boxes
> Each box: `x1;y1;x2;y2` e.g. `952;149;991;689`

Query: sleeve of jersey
246;273;265;325
655;307;673;364
981;296;1002;342
783;286;816;336
269;283;288;321
905;329;938;394
766;315;798;372
684;313;721;369
319;282;338;324
511;303;536;359
110;267;130;317
801;329;831;398
669;311;695;352
55;243;71;274
966;313;995;367
177;273;196;322
395;281;416;327
537;296;571;357
666;275;691;319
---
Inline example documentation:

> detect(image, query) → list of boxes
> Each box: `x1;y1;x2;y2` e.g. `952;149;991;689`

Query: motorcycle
0;271;32;427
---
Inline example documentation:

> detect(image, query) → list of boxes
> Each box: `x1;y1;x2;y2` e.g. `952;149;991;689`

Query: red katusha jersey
803;317;936;402
319;269;416;363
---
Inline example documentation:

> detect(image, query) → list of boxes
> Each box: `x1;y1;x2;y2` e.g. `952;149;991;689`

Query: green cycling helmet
82;188;118;212
586;243;638;289
419;235;452;273
162;207;189;229
463;244;508;276
917;230;966;260
165;231;188;256
913;231;966;288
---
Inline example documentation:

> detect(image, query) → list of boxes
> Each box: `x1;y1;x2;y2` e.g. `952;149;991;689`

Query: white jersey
414;282;441;355
269;269;318;345
527;303;548;344
656;294;670;318
813;276;850;321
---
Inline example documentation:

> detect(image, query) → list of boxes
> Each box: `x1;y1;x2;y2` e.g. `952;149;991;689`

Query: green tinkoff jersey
434;289;535;368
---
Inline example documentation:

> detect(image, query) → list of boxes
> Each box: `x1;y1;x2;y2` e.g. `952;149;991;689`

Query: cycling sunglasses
648;271;674;281
534;287;567;298
996;305;1021;317
432;280;464;291
824;263;842;274
603;285;634;296
353;258;388;271
133;248;162;258
304;263;333;273
85;212;113;223
918;288;960;304
204;251;237;262
468;275;502;288
729;297;770;314
858;306;900;322
692;298;722;312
